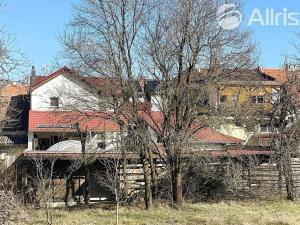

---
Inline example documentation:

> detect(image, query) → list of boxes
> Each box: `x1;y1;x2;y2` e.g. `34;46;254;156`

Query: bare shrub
182;158;245;201
0;189;26;225
0;158;26;225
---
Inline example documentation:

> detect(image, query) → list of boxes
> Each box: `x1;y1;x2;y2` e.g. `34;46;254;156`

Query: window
257;96;264;103
259;124;273;133
220;95;228;103
50;97;59;107
231;95;238;103
92;132;106;150
251;96;264;104
251;96;257;104
97;142;106;149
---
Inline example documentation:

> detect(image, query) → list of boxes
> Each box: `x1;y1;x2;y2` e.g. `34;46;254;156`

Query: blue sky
1;0;300;77
1;0;74;76
244;1;300;68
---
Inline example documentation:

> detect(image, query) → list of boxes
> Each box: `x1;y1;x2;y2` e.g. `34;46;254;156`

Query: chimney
257;65;264;73
30;66;37;86
138;77;146;93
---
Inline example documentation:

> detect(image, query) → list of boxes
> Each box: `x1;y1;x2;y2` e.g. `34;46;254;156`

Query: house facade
27;66;291;153
17;65;289;204
215;67;285;141
28;67;120;152
27;66;248;154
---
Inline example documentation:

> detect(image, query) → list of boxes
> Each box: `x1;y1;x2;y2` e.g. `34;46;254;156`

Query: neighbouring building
215;67;286;141
0;81;29;168
19;66;270;204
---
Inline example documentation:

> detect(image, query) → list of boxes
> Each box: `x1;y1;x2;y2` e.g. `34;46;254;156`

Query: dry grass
24;200;300;225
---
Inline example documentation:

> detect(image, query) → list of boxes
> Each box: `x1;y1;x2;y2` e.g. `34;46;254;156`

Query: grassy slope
25;201;300;225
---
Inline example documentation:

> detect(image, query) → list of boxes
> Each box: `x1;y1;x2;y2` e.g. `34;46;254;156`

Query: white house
27;66;245;153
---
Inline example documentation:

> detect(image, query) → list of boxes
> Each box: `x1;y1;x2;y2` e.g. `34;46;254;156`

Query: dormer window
50;97;59;107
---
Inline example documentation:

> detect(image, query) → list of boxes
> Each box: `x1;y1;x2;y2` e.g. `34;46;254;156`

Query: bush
182;158;244;201
0;189;26;224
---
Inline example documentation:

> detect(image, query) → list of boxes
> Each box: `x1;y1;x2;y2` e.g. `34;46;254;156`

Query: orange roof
262;68;287;83
193;127;244;144
0;83;28;97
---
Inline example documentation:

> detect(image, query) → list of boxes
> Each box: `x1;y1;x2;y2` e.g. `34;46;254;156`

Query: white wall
151;95;162;112
87;131;121;152
218;123;252;141
28;131;34;150
31;73;100;111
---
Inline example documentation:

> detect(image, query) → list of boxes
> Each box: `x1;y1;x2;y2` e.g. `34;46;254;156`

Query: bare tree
0;2;29;223
60;0;156;209
95;156;124;225
59;0;256;208
268;67;300;201
30;156;72;225
0;1;28;80
0;188;26;225
0;0;29;128
141;0;256;207
0;156;26;225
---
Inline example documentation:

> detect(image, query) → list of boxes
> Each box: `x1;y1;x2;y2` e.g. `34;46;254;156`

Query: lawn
24;200;300;225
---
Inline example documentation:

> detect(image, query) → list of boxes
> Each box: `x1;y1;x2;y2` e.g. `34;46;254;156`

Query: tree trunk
121;153;128;200
171;166;183;207
142;158;152;210
148;149;157;198
283;153;295;201
276;157;283;194
64;178;70;203
120;126;128;200
116;201;119;225
84;164;90;205
247;156;252;192
45;203;52;225
115;188;119;225
168;143;183;208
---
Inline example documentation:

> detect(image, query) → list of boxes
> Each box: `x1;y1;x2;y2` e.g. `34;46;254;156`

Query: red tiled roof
32;76;48;87
29;110;243;144
31;67;123;97
193;127;244;144
208;149;271;157
28;111;120;132
31;66;72;90
262;68;287;83
140;112;243;144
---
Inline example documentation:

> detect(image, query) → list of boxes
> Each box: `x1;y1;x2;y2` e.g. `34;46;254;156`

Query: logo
217;4;243;30
248;8;299;26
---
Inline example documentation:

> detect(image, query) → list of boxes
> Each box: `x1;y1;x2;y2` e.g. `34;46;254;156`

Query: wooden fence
242;158;300;198
119;158;300;199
